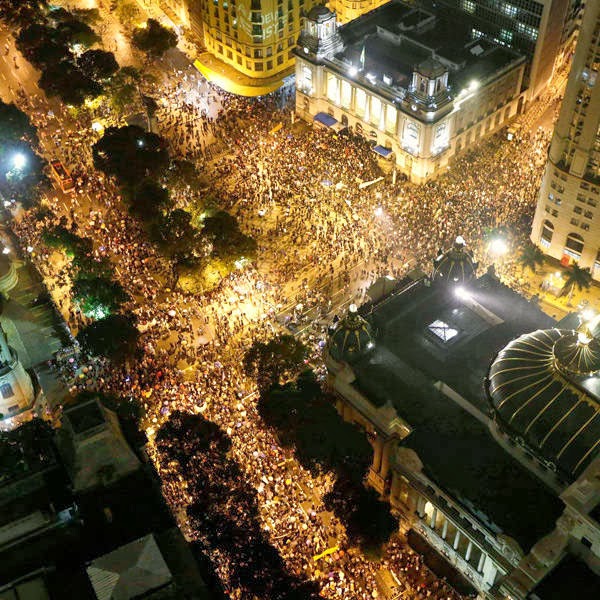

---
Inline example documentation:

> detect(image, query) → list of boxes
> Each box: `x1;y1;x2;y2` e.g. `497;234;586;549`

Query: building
295;2;525;183
325;238;600;598
184;0;319;88
0;321;35;428
432;0;570;100
55;398;141;492
530;0;600;278
328;0;389;24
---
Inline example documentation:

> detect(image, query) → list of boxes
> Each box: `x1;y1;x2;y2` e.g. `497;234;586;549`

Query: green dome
328;305;375;363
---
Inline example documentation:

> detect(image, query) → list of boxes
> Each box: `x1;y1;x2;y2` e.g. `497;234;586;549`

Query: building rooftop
532;555;600;599
327;1;523;104
350;274;563;550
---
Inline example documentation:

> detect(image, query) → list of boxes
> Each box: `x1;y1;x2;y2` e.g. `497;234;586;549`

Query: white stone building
294;2;526;183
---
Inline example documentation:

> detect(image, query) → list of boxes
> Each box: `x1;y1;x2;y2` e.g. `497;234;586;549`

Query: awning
313;112;338;127
373;145;393;158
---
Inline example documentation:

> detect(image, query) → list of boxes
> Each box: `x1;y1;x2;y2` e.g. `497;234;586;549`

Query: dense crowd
1;14;564;598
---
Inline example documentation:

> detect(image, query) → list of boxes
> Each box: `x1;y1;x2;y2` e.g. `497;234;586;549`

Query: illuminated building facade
328;0;389;24
531;0;600;278
325;241;600;598
433;0;571;100
295;2;525;183
183;0;318;81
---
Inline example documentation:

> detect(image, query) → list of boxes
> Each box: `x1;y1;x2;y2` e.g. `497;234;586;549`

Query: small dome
307;4;334;22
432;236;477;285
328;304;374;363
487;328;600;478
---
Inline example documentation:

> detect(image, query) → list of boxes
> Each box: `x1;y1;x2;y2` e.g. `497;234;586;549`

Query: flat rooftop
351;275;563;551
532;555;600;599
335;2;522;93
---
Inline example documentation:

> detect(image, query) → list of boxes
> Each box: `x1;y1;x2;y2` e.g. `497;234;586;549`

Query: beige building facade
531;0;600;277
295;3;526;184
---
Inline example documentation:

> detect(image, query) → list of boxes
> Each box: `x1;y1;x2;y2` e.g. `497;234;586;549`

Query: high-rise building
531;1;600;277
432;0;570;100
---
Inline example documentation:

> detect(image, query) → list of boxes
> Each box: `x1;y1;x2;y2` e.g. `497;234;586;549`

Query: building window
255;62;264;71
503;3;517;18
461;0;475;13
565;232;585;259
574;206;583;214
403;120;420;154
541;219;554;247
0;383;14;399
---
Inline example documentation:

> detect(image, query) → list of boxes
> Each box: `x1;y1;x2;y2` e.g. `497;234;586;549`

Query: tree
78;49;119;81
518;243;545;274
55;17;100;49
132;19;178;58
563;263;592;304
0;0;48;26
72;274;130;319
202;210;257;268
38;61;103;106
42;225;92;258
243;335;307;391
92;125;169;185
0;101;38;149
128;179;172;222
15;23;71;69
77;313;139;362
151;209;207;264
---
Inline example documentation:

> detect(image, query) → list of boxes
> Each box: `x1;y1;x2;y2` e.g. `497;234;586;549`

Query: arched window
540;219;554;247
565;232;584;259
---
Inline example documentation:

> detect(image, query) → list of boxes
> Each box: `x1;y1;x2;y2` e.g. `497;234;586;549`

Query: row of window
213;40;293;69
541;221;589;256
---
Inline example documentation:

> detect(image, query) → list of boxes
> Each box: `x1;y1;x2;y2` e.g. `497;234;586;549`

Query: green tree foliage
38;60;103;106
128;178;172;222
243;334;307;391
132;19;178;58
151;209;207;265
78;49;119;80
0;101;38;150
15;23;71;68
202;210;257;268
92;125;169;185
563;263;593;303
518;243;545;274
77;313;139;362
42;225;92;258
72;274;130;318
0;0;48;26
259;371;371;480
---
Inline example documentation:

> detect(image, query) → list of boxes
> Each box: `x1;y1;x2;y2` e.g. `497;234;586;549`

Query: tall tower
0;323;35;425
530;2;600;276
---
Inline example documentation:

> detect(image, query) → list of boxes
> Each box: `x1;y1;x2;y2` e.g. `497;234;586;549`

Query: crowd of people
0;14;565;597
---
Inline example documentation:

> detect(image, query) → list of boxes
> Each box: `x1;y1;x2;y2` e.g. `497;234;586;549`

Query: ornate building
530;0;600;278
0;322;35;428
295;2;526;183
325;239;600;598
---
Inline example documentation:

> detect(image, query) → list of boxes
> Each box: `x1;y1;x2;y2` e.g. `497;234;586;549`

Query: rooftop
350;275;563;550
325;1;523;106
532;555;600;599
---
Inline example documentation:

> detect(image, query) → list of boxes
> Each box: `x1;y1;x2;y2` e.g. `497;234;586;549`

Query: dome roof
488;328;600;479
328;305;374;363
432;236;477;285
306;4;334;22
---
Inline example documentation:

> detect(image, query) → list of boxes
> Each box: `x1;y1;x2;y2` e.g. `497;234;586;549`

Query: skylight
428;319;458;342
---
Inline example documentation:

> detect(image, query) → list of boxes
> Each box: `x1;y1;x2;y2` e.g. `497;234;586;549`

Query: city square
0;0;599;599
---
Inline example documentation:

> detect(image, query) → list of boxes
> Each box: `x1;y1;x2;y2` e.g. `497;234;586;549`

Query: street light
455;286;472;300
374;206;383;217
12;153;26;170
488;238;508;256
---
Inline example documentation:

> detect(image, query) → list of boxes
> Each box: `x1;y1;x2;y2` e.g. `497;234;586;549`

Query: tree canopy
243;335;307;391
202;210;257;268
78;49;119;80
38;60;103;106
77;313;139;362
72;274;130;319
132;19;178;57
128;178;172;222
92;125;169;185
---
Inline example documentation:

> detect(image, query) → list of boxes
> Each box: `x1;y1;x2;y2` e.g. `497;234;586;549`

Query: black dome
488;328;600;479
432;236;477;285
328;305;374;363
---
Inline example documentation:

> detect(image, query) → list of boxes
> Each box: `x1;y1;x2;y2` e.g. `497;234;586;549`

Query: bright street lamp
12;153;26;170
455;286;472;300
488;238;508;256
374;206;383;217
